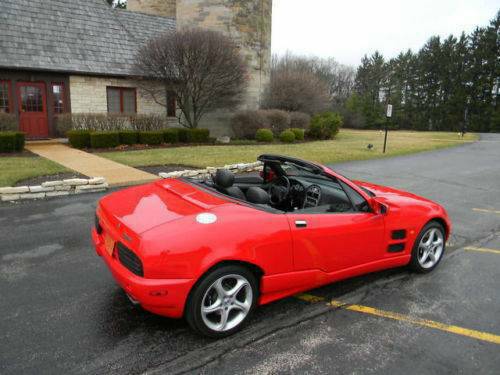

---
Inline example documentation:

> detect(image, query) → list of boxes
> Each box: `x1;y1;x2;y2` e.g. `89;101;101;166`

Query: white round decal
196;213;217;224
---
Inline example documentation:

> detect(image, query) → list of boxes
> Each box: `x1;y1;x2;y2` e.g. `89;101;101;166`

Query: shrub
119;130;139;145
106;114;129;131
255;128;273;142
279;129;295;143
139;130;164;145
130;114;168;131
90;131;120;149
163;128;179;143
59;113;130;132
231;110;270;139
290;128;305;141
307;112;343;140
177;128;190;143
0;113;18;131
289;111;311;129
14;132;25;151
189;128;210;143
54;114;73;136
260;109;290;135
0;132;17;152
67;130;91;149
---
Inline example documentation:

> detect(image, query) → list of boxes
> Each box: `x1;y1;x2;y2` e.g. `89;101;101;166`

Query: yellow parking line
465;246;500;255
295;293;500;345
473;208;500;214
296;293;326;303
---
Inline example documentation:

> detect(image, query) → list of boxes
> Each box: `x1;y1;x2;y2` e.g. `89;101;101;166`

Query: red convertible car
92;155;451;337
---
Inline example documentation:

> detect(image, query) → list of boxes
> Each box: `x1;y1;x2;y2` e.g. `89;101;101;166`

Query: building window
167;90;176;117
51;83;65;114
0;80;11;113
106;87;136;114
20;85;43;112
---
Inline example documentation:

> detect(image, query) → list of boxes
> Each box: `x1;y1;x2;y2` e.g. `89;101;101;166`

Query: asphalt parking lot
1;133;499;374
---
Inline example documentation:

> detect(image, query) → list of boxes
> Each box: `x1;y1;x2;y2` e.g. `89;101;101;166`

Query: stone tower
176;0;272;110
127;0;272;135
127;0;177;18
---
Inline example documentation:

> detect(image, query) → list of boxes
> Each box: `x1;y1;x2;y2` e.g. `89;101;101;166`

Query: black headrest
214;169;235;188
246;187;270;204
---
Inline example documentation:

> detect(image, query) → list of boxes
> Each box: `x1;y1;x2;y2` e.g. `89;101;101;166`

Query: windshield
282;163;376;196
281;162;322;178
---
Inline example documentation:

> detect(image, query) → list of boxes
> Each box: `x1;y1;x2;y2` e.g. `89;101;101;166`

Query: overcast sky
272;0;499;67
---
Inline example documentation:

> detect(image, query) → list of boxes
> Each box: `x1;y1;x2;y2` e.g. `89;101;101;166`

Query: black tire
185;265;258;338
409;221;446;273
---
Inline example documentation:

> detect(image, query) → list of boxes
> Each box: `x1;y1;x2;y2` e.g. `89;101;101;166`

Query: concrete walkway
25;142;158;187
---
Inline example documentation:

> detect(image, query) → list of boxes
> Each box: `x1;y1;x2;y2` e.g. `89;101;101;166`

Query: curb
158;161;263;179
0;162;262;203
0;177;109;202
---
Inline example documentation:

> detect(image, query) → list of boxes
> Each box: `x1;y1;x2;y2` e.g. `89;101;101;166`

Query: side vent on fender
388;243;405;253
391;229;406;240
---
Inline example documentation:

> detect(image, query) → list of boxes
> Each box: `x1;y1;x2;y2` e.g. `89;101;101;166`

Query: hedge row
55;113;169;135
255;128;305;143
231;110;311;140
67;128;210;149
0;131;25;153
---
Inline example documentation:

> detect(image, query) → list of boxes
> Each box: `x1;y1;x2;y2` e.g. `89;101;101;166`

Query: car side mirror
370;198;389;215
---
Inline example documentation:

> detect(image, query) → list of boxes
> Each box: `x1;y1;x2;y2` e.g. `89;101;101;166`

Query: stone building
0;0;272;139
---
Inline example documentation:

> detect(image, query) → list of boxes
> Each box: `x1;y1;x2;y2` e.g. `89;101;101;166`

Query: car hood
354;180;440;209
98;179;229;235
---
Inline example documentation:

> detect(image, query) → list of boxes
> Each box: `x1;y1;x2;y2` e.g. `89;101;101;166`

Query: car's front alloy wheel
410;221;446;273
186;265;257;337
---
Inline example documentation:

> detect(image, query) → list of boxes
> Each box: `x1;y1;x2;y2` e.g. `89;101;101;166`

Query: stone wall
176;0;272;112
69;75;170;116
127;0;177;17
158;161;263;179
0;178;108;202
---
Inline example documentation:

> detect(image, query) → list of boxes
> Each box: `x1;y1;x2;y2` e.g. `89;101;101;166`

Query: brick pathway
25;142;158;187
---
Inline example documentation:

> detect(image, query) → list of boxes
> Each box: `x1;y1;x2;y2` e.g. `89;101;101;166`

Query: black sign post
383;104;392;154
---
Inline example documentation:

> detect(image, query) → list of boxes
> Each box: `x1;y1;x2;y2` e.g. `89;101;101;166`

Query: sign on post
383;104;392;153
386;104;393;118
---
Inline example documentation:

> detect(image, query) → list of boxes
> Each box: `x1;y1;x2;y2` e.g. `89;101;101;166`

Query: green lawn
0;130;477;187
99;130;478;168
0;156;68;187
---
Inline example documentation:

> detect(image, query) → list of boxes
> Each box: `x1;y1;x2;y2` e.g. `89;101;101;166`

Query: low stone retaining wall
158;161;263;179
0;177;108;202
1;161;261;203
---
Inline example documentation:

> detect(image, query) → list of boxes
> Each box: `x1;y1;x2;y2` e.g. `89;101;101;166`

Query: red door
286;212;385;273
17;82;48;138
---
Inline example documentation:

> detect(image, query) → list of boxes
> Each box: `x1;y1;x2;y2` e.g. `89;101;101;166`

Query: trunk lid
99;179;229;235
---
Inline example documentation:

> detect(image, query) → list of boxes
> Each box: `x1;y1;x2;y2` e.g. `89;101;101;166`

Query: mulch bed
0;150;38;157
86;141;259;153
135;164;199;175
14;172;88;187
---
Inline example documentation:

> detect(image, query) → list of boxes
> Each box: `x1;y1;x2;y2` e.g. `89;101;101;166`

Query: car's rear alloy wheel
410;221;446;273
186;265;258;337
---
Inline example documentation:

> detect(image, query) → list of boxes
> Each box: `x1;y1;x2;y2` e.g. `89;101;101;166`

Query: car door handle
295;220;307;228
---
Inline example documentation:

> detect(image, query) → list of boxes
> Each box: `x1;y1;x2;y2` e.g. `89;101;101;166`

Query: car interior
190;155;372;214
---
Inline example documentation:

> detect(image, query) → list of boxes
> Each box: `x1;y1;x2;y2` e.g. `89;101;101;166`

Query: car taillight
95;213;103;234
117;242;144;277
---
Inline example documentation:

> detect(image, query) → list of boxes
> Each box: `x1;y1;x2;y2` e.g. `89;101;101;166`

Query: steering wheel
269;176;291;205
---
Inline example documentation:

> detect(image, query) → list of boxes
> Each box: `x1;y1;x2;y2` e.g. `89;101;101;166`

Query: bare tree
263;54;329;114
264;67;330;114
135;28;247;128
264;53;355;114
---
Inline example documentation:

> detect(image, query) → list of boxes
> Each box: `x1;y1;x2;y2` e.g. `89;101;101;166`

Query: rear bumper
92;229;194;318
